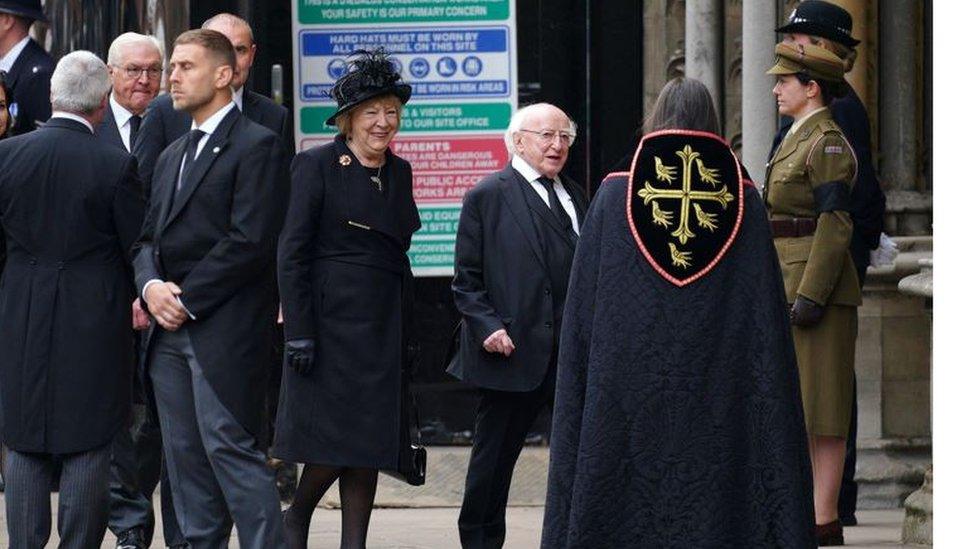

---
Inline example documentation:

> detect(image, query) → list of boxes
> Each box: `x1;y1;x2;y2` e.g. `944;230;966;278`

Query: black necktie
128;114;142;152
177;129;206;192
539;177;577;242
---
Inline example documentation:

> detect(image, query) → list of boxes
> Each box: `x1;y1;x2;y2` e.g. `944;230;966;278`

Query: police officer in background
0;0;53;135
770;0;888;528
766;42;859;547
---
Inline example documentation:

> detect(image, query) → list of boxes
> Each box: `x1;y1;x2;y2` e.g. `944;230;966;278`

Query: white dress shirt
232;86;244;112
512;154;580;235
109;94;139;152
141;99;237;317
49;111;94;133
0;35;30;73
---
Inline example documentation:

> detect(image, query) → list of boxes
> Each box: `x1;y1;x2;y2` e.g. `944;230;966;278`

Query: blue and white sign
298;26;512;101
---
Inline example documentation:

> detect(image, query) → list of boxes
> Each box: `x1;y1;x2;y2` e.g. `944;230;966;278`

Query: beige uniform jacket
765;108;861;307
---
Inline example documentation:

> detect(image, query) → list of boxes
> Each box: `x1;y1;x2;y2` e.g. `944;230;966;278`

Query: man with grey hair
0;50;145;548
449;103;588;549
95;31;172;549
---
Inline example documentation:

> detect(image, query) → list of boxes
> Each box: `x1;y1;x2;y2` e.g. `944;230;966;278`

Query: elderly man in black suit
450;103;589;549
132;29;288;548
0;50;145;548
93;31;172;549
0;0;53;135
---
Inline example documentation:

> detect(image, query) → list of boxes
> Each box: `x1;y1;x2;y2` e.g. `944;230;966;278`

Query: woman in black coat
273;50;420;549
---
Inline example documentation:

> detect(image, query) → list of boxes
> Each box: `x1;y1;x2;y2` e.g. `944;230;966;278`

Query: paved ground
0;447;930;547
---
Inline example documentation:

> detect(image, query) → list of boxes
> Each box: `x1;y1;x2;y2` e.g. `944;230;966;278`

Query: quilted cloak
541;173;816;548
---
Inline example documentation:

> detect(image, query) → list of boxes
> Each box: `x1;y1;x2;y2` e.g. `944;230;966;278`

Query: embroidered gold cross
637;145;734;245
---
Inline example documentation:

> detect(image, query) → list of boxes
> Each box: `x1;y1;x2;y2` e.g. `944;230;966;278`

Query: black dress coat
132;107;289;437
134;90;292;191
448;163;589;392
769;85;885;283
273;136;420;468
542;175;815;548
4;38;54;136
94;106;127;151
0;118;145;454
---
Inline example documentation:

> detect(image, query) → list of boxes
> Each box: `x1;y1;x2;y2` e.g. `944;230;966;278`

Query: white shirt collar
512;154;543;183
191;100;236;135
232;87;244;112
109;94;136;130
0;36;31;73
50;111;95;133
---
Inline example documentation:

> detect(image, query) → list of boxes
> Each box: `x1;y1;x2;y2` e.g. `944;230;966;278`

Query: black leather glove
285;339;315;375
790;295;825;327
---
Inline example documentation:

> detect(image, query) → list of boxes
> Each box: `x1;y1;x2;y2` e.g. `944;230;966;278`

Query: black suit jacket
4;38;54;136
769;86;886;283
134;90;292;191
95;107;128;151
0;118;144;453
132;106;289;436
449;163;589;392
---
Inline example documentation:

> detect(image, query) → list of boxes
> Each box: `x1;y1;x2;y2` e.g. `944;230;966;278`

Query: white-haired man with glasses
449;102;588;549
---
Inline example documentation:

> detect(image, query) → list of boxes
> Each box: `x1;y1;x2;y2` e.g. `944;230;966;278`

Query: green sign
416;205;461;237
407;239;456;269
298;0;509;25
301;102;511;134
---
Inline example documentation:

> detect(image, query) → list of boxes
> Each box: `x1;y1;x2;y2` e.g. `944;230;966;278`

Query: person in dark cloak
541;77;816;548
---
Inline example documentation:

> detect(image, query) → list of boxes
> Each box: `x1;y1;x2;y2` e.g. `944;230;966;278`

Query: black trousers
458;359;557;549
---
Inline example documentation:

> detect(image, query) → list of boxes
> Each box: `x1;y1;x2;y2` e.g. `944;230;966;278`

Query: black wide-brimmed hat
776;0;860;48
327;49;412;126
0;0;47;23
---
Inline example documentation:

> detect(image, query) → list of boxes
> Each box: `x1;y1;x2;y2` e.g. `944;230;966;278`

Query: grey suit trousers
4;443;111;549
149;328;283;549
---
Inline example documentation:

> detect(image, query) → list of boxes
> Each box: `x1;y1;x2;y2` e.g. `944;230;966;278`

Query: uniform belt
769;218;818;238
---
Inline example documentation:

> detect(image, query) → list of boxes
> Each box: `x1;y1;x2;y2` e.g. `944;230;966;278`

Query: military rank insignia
626;130;744;286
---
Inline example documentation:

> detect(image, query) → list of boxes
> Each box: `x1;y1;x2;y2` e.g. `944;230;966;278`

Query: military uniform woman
765;43;859;546
273;50;420;549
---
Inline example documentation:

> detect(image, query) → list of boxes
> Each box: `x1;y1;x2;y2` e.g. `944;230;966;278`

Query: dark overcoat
448;164;589;392
134;90;292;190
0;118;144;453
542;174;815;548
4;38;54;136
132;108;289;437
273;136;420;468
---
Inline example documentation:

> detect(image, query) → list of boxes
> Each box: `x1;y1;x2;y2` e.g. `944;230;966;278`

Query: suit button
545;321;553;329
154;251;160;256
29;258;37;266
544;287;551;295
57;261;65;270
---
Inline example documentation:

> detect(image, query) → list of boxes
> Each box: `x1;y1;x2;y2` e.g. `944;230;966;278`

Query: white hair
202;13;255;43
503;103;577;154
107;32;164;67
50;51;111;114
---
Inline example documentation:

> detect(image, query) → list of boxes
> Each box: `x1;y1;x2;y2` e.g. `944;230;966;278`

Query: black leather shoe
839;514;857;526
816;520;844;546
116;529;147;549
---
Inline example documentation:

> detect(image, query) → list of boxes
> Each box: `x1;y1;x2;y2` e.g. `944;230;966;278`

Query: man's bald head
201;13;255;89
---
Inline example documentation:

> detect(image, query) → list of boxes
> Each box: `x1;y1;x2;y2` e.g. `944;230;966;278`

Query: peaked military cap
766;42;845;83
0;0;47;22
776;0;860;48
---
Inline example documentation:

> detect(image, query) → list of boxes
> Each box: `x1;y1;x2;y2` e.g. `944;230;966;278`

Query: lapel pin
339;154;352;166
213;146;221;154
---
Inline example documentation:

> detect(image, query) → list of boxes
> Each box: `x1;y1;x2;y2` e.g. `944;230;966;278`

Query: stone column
879;0;919;191
685;0;723;119
741;0;778;187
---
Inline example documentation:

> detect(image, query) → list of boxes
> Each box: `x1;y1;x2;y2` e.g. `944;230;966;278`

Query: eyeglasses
520;128;577;147
118;66;163;80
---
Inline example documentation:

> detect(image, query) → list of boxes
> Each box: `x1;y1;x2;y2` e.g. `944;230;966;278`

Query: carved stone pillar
879;0;920;193
741;0;778;186
685;0;723;118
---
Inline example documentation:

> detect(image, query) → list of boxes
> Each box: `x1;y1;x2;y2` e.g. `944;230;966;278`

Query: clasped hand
483;328;515;357
145;281;189;331
790;295;825;327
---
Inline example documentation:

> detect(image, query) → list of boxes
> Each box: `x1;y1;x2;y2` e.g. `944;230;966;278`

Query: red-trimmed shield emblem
626;130;744;286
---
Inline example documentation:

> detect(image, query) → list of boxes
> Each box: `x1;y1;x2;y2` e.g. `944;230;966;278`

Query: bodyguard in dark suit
450;103;588;549
132;29;288;548
95;32;167;549
134;13;292;190
0;0;53;136
0;51;145;549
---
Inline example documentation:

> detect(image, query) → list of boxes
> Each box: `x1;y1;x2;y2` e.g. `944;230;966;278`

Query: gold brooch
339;154;352;166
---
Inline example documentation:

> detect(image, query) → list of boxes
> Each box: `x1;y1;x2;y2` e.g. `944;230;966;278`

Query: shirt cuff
141;279;197;321
141;279;163;301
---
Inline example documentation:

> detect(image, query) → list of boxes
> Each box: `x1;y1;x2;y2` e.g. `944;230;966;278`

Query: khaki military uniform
765;107;859;437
